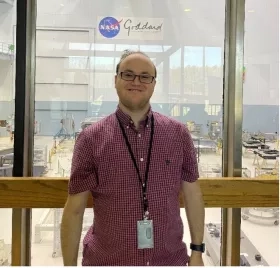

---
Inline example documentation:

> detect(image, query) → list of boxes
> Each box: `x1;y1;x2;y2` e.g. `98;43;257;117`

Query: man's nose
132;75;141;85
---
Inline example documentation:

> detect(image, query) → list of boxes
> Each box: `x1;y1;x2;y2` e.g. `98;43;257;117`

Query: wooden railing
0;177;278;208
0;176;278;266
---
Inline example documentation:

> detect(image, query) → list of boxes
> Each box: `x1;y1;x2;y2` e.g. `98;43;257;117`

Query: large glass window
0;0;16;265
241;0;279;266
31;0;225;265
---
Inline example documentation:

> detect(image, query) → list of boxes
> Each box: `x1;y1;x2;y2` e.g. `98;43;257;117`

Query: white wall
0;60;13;101
0;2;16;44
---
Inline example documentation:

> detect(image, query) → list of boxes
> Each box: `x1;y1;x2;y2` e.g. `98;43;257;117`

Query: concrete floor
0;136;279;266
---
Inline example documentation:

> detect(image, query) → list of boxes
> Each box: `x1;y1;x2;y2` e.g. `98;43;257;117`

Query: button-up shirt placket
129;119;152;265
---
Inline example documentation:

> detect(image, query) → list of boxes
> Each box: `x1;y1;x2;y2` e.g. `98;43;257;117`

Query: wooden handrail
0;177;278;208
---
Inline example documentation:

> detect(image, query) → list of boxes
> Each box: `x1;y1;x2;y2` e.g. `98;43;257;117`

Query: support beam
221;0;245;266
155;45;181;66
12;0;37;266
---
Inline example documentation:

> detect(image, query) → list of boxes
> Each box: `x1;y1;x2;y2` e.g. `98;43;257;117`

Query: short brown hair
115;49;157;78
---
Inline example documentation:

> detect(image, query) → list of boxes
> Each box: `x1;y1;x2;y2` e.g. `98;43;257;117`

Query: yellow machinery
207;121;221;140
186;121;202;135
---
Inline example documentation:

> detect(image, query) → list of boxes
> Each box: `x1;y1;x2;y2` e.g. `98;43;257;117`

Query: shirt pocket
151;139;183;194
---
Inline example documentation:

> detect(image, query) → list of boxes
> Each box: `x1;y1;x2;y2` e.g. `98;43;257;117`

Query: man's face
115;53;156;111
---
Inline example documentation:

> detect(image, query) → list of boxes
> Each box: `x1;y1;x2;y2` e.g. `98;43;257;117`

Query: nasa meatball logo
99;17;123;38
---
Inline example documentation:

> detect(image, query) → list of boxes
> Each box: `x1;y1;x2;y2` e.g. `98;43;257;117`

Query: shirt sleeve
181;125;199;182
68;130;98;194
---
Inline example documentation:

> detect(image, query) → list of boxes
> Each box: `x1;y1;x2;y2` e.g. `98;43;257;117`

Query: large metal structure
54;114;75;139
241;208;279;226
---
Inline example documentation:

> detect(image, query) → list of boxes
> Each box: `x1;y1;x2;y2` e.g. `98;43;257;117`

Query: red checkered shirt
69;107;199;266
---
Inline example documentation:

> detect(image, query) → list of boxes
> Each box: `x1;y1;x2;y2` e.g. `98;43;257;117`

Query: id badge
137;219;154;249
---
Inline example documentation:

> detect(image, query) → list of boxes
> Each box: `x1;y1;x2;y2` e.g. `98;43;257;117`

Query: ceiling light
184;8;191;12
247;10;255;12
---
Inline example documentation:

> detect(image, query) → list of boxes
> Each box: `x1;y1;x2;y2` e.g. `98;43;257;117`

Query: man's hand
188;252;204;266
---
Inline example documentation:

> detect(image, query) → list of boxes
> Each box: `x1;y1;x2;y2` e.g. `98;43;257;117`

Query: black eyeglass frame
119;72;156;84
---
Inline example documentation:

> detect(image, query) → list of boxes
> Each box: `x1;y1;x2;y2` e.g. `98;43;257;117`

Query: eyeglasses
119;72;155;84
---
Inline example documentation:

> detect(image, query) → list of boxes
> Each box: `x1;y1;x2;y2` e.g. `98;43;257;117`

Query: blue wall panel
1;101;278;136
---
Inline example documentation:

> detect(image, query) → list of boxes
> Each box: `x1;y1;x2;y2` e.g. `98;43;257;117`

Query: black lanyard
116;114;154;219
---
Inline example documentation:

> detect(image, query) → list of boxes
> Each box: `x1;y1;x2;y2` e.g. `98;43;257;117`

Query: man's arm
61;130;98;265
61;191;89;266
181;180;205;248
179;124;205;264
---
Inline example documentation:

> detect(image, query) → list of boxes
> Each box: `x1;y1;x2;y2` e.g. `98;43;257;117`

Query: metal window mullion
12;0;37;266
221;0;245;266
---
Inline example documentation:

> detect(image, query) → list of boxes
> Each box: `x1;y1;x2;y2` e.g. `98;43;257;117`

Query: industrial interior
0;0;279;266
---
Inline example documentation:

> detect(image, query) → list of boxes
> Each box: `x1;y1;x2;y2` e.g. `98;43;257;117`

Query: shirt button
146;125;149;128
138;134;141;138
147;261;150;265
126;126;129;129
140;157;144;162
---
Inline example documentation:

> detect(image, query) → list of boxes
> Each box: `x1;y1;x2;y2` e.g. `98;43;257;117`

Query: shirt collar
115;105;153;128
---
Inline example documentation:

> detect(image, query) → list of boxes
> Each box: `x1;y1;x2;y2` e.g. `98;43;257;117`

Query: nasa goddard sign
97;16;164;40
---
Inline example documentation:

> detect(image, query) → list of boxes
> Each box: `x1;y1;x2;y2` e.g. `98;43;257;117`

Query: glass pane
0;0;16;265
241;0;279;266
0;0;15;175
0;209;12;266
92;43;115;51
32;208;92;265
90;57;115;71
115;44;139;51
169;48;182;96
182;208;221;266
33;0;225;265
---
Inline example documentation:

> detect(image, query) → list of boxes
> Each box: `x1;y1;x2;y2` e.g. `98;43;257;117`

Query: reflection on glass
205;47;222;67
114;57;120;70
115;44;139;51
94;72;114;89
240;0;279;266
93;44;115;51
0;209;12;265
169;48;182;95
68;56;88;69
163;45;172;51
139;45;163;52
184;46;203;67
32;0;225;265
31;208;93;265
0;0;16;265
69;43;90;51
184;46;204;96
90;57;115;70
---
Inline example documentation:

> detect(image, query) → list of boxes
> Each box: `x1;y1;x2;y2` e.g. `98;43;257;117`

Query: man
61;50;205;266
